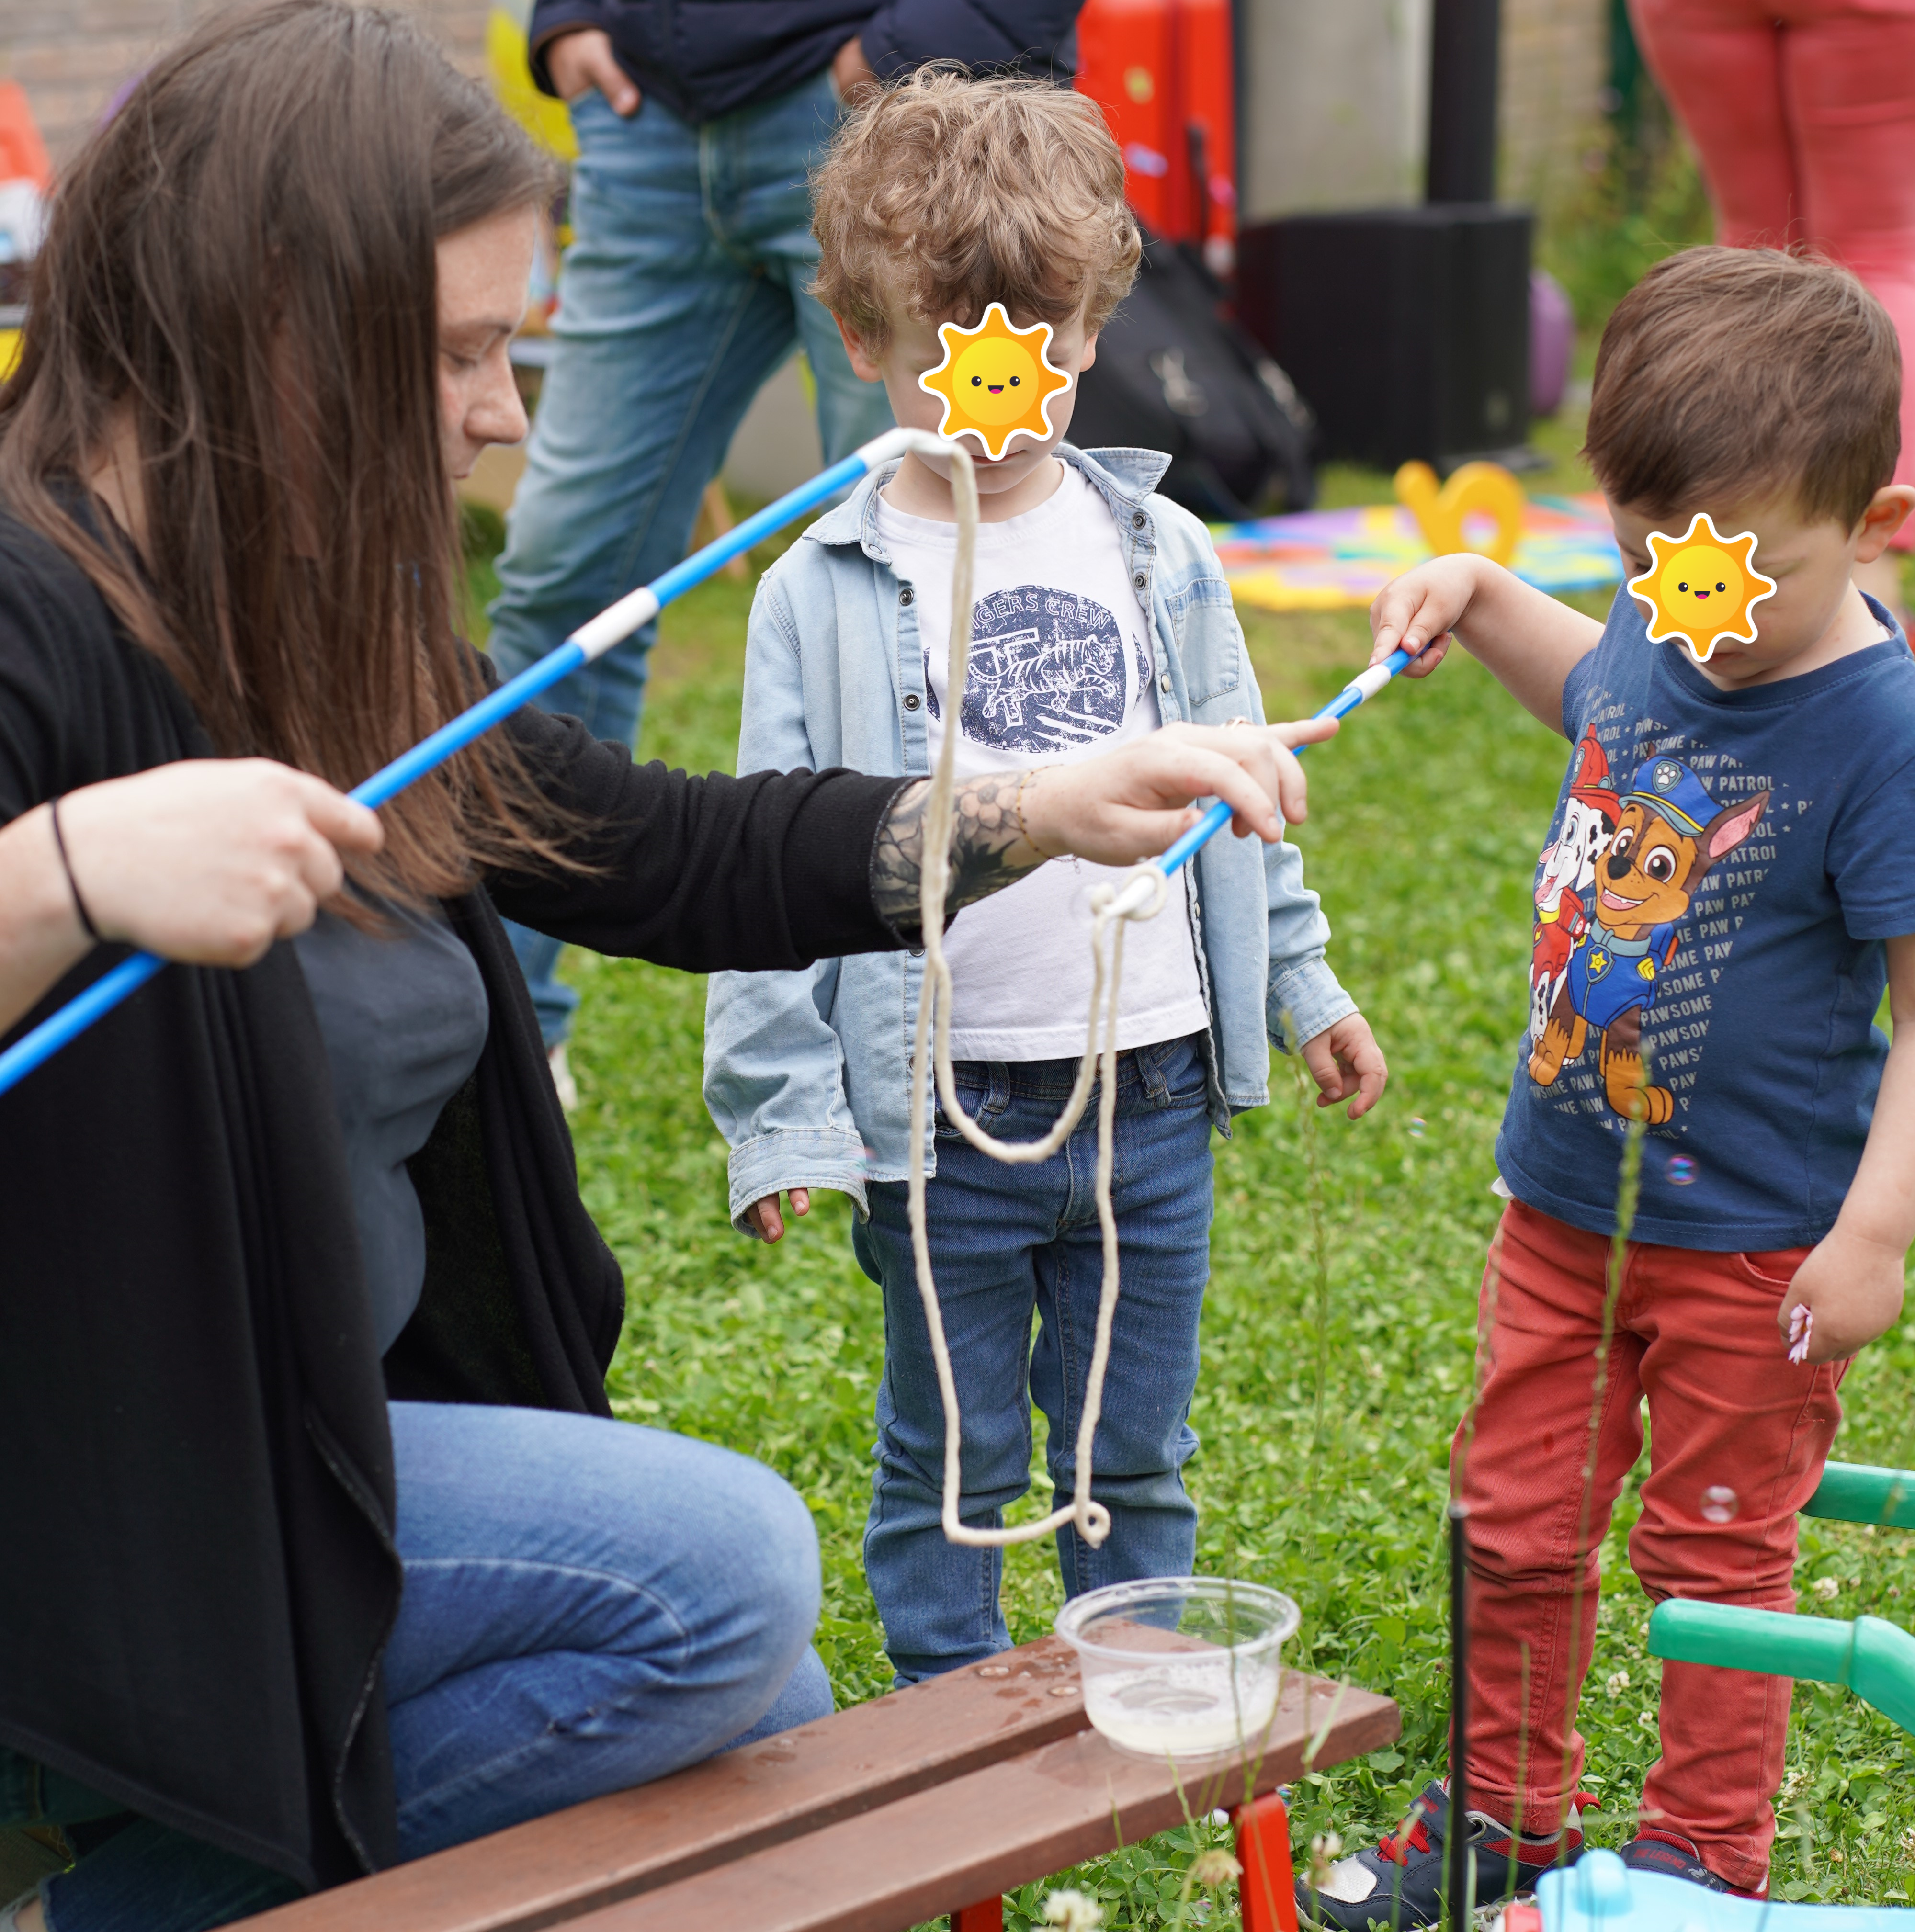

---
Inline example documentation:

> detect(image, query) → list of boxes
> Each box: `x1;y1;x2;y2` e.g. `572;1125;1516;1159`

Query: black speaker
1235;204;1533;470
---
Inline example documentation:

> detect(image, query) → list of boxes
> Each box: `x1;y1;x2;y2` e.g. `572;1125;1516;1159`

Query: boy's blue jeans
853;1034;1214;1684
487;74;894;1049
4;1403;831;1932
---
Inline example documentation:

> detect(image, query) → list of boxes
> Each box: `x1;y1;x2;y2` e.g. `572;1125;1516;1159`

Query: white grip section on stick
1345;660;1395;703
573;586;662;663
905;440;1169;1554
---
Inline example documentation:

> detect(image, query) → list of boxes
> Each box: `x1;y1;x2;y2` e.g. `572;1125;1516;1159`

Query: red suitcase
1075;0;1237;272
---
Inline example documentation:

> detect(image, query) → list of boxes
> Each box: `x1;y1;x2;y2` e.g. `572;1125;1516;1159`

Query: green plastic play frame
1646;1463;1915;1734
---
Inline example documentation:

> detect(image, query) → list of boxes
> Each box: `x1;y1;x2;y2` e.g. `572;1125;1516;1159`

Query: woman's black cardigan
0;513;910;1890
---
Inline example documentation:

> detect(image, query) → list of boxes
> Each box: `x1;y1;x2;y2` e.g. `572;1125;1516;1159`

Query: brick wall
12;0;1609;219
1501;0;1610;212
1239;0;1610;221
1;0;490;169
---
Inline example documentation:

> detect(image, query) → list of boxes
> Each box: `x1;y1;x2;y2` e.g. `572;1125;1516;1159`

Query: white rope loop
900;432;1170;1551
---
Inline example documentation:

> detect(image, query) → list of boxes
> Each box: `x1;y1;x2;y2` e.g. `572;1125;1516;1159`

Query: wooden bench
242;1638;1398;1932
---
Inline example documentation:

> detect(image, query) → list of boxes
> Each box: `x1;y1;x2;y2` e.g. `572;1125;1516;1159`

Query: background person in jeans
497;0;1082;1091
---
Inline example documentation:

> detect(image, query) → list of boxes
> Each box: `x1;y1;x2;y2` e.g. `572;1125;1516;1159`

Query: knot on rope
1094;863;1168;925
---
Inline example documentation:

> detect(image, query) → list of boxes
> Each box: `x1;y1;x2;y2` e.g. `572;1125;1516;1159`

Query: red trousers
1453;1201;1845;1892
1632;0;1915;536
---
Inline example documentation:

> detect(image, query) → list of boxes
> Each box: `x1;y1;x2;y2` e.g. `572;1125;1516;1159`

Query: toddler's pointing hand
1369;554;1486;678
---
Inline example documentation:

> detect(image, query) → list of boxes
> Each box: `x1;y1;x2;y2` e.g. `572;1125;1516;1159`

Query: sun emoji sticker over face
1626;511;1777;665
918;302;1073;460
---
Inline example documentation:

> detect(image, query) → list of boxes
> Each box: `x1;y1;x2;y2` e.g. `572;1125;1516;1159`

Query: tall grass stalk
1555;1109;1648;1839
1453;1214;1507;1501
1508;1642;1533;1895
1287;1027;1335;1467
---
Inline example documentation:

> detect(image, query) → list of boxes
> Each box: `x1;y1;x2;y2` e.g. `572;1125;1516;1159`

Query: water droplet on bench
1407;1117;1427;1140
1050;1684;1080;1698
977;1664;1011;1677
1667;1153;1698;1186
1701;1485;1738;1524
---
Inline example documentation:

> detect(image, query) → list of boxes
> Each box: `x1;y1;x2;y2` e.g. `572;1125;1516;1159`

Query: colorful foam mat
1215;493;1623;612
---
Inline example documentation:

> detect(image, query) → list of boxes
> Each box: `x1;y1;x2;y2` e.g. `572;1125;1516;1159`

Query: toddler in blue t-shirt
1307;248;1915;1921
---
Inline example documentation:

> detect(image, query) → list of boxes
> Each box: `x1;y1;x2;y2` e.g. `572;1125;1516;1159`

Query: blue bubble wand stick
1103;644;1417;919
0;427;1416;1101
0;424;914;1098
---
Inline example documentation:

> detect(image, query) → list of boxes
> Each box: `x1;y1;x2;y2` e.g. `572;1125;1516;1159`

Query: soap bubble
1700;1485;1738;1524
1407;1117;1428;1140
1666;1153;1698;1186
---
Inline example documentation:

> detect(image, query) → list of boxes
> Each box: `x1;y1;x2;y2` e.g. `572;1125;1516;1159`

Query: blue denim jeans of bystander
487;72;894;1048
6;1403;831;1932
853;1032;1215;1684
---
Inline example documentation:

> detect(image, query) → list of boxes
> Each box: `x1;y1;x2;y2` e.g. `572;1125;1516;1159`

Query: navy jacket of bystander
528;0;1081;125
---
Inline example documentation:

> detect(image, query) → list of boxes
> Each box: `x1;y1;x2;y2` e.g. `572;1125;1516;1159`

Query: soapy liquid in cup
1081;1658;1280;1760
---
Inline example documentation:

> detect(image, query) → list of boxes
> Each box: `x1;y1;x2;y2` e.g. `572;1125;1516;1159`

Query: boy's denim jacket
703;445;1356;1232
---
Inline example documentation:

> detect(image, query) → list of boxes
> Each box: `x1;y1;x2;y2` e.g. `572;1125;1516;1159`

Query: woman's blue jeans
5;1404;832;1931
487;72;894;1049
853;1034;1215;1684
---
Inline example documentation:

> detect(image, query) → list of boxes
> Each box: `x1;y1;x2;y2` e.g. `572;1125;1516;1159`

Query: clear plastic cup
1054;1577;1302;1764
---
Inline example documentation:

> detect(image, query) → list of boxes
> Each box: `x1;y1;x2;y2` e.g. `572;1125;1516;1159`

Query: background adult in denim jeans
492;0;1082;1071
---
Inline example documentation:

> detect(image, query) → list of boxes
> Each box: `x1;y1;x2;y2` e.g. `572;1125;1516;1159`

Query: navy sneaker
1619;1829;1760;1897
1296;1781;1589;1932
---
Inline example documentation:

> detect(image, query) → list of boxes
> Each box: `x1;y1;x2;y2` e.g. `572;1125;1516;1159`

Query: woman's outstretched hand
1020;717;1340;865
1;759;382;1039
871;718;1341;932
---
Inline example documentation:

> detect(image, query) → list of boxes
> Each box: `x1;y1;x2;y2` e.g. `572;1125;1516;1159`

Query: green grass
1536;122;1715;335
471;453;1915;1922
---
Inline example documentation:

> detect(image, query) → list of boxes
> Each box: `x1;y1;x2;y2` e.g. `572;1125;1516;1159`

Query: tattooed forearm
872;771;1053;932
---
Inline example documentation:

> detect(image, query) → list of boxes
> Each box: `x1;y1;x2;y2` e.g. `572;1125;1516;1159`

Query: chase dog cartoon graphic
1529;734;1619;1047
1530;755;1768;1122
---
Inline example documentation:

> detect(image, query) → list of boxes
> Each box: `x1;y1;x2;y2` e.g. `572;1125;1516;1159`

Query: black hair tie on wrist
48;796;102;944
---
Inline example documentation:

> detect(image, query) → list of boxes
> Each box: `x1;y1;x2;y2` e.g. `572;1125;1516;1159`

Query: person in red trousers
1299;246;1915;1925
1631;0;1915;617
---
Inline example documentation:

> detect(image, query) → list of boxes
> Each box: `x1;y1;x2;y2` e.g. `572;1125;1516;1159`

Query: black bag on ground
1070;229;1316;520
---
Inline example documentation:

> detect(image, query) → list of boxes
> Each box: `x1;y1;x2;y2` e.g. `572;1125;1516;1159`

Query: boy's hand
1369;555;1485;678
1369;551;1600;732
1301;1014;1387;1119
746;1187;811;1243
1776;1225;1907;1364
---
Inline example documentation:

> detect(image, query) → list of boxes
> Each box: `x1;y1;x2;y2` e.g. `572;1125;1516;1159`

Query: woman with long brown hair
0;8;1326;1926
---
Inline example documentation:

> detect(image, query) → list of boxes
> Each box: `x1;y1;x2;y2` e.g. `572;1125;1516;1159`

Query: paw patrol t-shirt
1496;588;1915;1250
